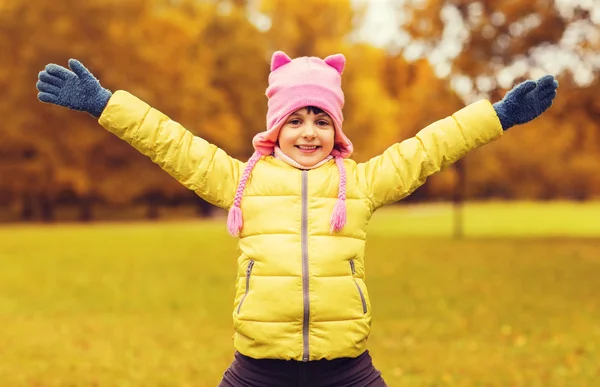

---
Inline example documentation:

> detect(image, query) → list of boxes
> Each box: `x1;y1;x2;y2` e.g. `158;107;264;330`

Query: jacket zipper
350;260;368;314
301;170;310;362
237;260;255;314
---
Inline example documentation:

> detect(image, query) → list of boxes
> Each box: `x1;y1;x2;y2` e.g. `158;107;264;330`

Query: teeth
298;145;318;150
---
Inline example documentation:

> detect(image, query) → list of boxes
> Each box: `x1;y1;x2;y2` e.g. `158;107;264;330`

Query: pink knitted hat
227;51;353;237
253;51;353;158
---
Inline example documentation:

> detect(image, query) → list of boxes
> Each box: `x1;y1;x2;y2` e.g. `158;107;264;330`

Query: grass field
1;201;599;386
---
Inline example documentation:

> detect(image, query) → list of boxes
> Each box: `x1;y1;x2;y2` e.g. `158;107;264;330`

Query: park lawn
0;201;599;386
367;200;600;237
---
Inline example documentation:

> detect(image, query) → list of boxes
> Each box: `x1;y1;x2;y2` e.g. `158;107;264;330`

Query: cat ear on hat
324;54;345;74
271;51;292;71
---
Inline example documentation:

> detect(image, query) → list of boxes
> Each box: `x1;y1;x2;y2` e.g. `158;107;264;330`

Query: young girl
36;51;557;386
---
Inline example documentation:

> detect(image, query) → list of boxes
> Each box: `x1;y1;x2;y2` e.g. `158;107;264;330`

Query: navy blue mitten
36;59;112;118
493;75;558;131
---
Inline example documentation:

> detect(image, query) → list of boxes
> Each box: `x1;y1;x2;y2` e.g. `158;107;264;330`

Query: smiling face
277;106;336;167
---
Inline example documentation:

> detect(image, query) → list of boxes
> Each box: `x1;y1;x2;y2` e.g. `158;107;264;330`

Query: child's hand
493;75;558;130
36;59;112;118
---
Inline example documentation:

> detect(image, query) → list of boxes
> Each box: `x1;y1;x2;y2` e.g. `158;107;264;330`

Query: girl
36;51;558;387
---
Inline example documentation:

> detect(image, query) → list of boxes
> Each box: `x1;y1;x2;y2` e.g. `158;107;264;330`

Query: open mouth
295;145;321;151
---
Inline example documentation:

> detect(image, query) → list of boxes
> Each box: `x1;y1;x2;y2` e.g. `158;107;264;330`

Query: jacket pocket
237;260;255;314
350;260;367;314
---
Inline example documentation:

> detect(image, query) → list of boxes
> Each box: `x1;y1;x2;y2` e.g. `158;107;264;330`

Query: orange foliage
0;0;598;221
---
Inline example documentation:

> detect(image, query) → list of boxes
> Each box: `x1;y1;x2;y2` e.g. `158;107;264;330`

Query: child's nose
302;123;317;138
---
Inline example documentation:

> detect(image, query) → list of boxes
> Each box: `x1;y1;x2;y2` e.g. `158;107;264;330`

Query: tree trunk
79;196;93;222
146;194;160;220
453;159;466;239
39;194;55;222
195;196;213;217
20;194;34;221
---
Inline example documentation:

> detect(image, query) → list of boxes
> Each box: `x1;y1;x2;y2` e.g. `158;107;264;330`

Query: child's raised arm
356;75;558;210
36;59;242;210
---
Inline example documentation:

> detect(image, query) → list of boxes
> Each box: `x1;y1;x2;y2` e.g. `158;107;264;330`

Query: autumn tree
0;0;264;220
394;0;600;200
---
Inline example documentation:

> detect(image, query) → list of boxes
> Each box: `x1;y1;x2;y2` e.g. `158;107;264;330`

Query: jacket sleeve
356;100;503;210
98;90;242;210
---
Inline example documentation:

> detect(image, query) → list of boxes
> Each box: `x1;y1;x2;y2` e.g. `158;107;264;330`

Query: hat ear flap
324;54;345;74
271;51;292;71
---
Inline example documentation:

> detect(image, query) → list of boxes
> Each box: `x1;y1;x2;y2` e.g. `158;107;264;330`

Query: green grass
1;202;599;386
367;200;600;237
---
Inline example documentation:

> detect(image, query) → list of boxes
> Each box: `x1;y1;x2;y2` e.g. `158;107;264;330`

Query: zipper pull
350;259;355;274
247;260;254;275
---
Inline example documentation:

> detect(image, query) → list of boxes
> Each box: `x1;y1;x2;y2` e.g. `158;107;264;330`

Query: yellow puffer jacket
99;90;503;361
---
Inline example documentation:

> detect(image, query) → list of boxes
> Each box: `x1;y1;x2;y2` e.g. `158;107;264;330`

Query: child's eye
317;120;331;126
289;119;302;125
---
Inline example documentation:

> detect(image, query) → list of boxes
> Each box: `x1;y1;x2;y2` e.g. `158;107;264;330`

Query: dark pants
218;350;388;387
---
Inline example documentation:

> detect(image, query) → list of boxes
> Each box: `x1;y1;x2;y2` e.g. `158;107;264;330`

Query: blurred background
1;0;599;222
1;1;600;386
